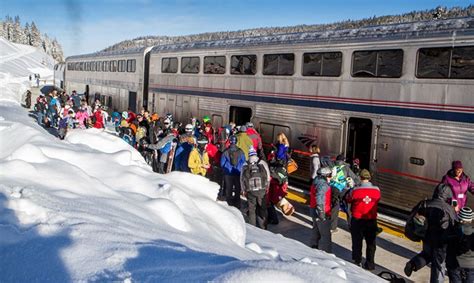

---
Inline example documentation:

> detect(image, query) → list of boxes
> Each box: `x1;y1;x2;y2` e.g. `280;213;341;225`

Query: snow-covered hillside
0;37;54;104
0;39;380;282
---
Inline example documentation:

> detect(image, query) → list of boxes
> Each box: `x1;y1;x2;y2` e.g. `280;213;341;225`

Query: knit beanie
459;207;473;223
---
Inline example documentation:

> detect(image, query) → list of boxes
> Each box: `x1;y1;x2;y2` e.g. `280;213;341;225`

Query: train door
346;117;372;170
85;85;90;103
128;91;137;112
166;95;176;116
229;106;252;126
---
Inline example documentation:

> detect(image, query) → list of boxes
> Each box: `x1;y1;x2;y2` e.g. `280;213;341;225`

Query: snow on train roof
66;46;149;60
151;17;474;53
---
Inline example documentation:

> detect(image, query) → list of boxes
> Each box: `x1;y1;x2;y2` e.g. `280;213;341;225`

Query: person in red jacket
345;169;381;270
245;122;265;160
92;107;104;129
309;167;333;253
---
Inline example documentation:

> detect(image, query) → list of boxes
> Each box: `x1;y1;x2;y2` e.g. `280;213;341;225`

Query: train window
162;57;178;73
263;53;295;76
231;55;257;75
451;46;474;79
303;52;342;77
110;60;117;72
118;60;126;72
259;122;291;146
204;56;226;74
352;49;403;78
181;57;200;73
416;47;450;78
127;59;136;72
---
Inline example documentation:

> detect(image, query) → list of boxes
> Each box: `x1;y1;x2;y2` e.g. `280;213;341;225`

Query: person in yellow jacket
188;136;210;176
236;125;254;160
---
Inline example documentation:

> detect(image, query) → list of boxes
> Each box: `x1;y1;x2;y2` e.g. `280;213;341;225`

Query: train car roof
66;46;149;61
150;17;474;53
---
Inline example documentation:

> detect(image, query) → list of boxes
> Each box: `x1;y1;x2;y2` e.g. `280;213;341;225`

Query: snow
0;39;380;282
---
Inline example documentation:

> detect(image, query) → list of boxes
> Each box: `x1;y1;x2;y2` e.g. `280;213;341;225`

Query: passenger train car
53;62;66;90
65;47;152;112
65;18;474;212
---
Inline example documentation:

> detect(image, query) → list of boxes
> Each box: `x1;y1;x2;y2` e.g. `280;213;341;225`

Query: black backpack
244;162;268;192
404;199;428;242
35;101;45;112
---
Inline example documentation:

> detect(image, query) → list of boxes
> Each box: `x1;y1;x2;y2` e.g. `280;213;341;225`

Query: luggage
404;199;428;242
287;158;298;174
278;197;295;216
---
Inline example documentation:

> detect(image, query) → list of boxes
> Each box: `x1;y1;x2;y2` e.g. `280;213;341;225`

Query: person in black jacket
404;183;457;283
447;207;473;283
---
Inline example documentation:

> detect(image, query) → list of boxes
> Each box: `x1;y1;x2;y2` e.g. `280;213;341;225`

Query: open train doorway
85;85;90;103
128;91;137;113
229;106;252;126
346;117;372;171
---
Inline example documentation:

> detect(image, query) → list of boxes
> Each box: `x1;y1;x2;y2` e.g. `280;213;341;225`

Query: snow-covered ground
0;38;380;282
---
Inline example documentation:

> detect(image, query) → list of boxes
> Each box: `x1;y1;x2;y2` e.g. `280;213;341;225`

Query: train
63;17;474;212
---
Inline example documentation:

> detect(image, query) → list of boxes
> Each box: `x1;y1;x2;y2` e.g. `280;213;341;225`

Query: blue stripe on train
150;87;474;124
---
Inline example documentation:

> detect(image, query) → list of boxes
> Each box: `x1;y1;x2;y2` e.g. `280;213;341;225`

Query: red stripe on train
377;167;439;184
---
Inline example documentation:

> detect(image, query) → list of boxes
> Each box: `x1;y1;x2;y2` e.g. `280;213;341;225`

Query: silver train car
53;62;66;90
66;18;474;212
65;47;152;112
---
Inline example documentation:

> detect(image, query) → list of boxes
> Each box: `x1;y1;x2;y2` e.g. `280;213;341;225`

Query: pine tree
30;21;41;47
4;16;14;41
0;21;5;38
24;22;31;45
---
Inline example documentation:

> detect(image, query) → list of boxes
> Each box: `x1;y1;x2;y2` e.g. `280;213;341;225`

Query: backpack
229;148;242;167
244;162;268;192
320;155;335;168
35;101;45;112
329;164;348;191
404;199;428;242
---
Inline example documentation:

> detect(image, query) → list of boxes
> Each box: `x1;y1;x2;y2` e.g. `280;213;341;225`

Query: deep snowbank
0;38;380;282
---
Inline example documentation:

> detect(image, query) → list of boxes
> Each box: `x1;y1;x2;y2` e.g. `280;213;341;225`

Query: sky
3;0;472;57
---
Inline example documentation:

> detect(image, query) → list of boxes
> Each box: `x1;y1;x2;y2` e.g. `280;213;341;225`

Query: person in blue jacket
220;135;246;209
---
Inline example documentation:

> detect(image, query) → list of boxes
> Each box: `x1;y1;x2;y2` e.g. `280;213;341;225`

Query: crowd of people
32;89;293;229
31;89;473;281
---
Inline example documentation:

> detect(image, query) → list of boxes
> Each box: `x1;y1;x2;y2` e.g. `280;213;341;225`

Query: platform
267;191;438;282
